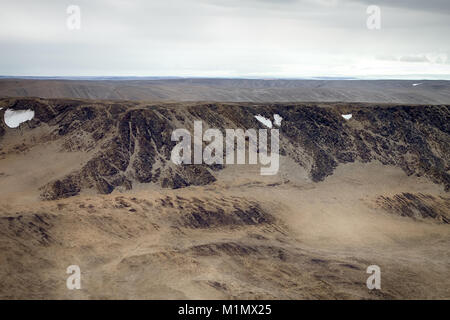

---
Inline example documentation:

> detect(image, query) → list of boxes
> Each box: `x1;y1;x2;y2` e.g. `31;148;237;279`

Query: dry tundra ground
0;99;449;299
0;160;449;299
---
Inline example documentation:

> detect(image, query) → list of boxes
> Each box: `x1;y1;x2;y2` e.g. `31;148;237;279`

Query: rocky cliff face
0;97;448;200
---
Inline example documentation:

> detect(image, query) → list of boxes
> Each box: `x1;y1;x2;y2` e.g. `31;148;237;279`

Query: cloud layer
0;0;449;78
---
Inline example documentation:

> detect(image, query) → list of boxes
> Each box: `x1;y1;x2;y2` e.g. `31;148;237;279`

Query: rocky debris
180;201;273;229
0;120;4;139
376;193;450;223
40;176;81;200
160;165;216;189
0;213;58;246
267;104;450;188
152;195;275;229
0;98;448;199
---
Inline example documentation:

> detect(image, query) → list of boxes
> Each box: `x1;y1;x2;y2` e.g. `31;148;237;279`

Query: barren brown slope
0;97;449;299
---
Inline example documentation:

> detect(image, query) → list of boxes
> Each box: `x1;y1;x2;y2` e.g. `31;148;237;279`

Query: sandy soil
1;159;449;299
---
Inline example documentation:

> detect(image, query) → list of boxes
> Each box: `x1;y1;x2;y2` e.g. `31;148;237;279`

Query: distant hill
1;78;450;103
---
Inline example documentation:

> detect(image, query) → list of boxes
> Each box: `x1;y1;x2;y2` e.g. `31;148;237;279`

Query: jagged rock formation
0;97;448;200
1;97;450;300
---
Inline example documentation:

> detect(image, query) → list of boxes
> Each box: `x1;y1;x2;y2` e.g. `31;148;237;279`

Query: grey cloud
399;55;430;63
351;0;450;14
377;54;449;64
0;0;449;78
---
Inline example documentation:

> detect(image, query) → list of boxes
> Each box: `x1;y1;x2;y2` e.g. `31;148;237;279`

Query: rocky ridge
0;97;448;200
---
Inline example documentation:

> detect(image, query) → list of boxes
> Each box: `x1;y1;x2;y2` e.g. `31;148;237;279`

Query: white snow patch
4;109;35;128
255;114;272;128
412;83;422;87
273;114;283;127
341;114;352;120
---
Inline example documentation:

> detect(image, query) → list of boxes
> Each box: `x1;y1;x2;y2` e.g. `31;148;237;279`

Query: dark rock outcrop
0;98;448;199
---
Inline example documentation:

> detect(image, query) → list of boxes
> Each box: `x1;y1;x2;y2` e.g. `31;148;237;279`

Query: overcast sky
0;0;449;79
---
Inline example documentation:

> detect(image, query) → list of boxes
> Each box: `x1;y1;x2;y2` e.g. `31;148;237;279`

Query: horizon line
1;75;450;81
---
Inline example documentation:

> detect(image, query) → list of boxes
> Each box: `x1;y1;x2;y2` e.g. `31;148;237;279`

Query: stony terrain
0;97;449;299
1;98;449;199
